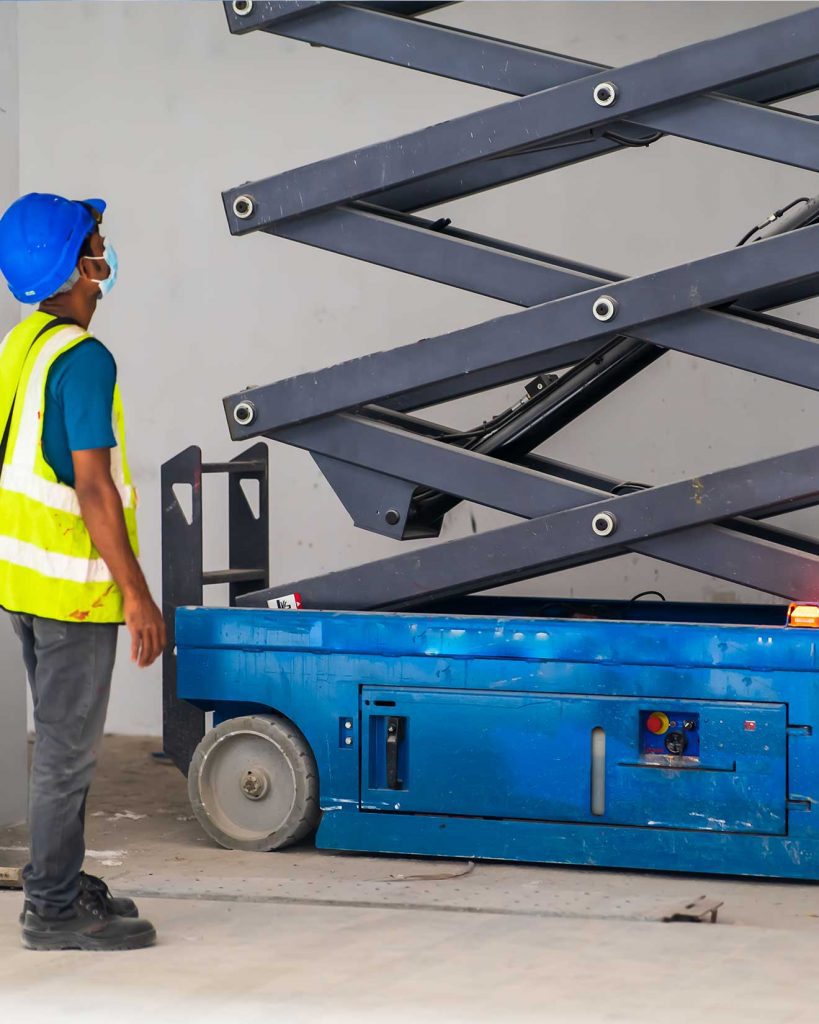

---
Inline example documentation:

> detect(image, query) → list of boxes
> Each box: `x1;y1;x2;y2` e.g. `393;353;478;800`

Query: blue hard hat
0;193;107;303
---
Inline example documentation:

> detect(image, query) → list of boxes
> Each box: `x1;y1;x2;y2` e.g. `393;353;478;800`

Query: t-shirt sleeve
54;340;118;452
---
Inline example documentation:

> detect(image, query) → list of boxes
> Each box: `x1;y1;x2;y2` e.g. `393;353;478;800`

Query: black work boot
80;872;139;918
19;872;138;924
21;887;156;951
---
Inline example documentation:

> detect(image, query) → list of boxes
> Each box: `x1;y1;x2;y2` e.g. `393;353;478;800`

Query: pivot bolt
233;195;255;219
592;295;618;322
232;0;253;15
240;768;269;800
592;511;617;537
593;81;618;107
385;509;401;526
233;400;256;426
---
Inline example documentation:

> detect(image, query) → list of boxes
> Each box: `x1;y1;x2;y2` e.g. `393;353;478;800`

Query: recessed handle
386;716;404;790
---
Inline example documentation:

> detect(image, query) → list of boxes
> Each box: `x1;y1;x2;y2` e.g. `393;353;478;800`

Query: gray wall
16;1;819;735
0;1;27;827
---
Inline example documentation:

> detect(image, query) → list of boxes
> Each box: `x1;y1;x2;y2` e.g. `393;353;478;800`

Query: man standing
0;193;164;950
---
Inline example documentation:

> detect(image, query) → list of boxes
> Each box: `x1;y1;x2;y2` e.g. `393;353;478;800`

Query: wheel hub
240;767;270;800
193;725;302;845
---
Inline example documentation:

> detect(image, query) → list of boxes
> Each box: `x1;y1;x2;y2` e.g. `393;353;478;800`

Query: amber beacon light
787;603;819;627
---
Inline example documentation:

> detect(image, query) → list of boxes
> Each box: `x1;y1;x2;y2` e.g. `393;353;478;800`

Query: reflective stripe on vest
0;313;139;623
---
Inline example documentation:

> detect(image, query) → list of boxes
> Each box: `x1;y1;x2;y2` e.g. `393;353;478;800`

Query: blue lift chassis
176;601;818;881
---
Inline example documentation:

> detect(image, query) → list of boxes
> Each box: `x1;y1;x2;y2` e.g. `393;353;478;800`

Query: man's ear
76;256;95;282
76;230;103;281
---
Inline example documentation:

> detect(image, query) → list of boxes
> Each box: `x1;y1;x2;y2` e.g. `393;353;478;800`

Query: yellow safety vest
0;311;139;623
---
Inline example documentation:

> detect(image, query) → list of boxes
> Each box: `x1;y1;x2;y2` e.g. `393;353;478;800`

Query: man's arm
73;447;166;667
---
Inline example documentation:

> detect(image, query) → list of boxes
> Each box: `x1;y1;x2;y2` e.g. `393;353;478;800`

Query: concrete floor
1;737;819;1024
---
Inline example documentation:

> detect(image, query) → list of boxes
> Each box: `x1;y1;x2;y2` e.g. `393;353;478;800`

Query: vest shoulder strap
0;316;79;467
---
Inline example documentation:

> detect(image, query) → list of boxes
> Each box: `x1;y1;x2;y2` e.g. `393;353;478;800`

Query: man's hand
73;448;167;668
124;589;167;668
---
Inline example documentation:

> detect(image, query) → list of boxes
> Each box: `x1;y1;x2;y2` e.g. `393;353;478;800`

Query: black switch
665;731;687;755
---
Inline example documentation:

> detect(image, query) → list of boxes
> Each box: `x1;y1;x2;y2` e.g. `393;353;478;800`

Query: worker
0;193;164;951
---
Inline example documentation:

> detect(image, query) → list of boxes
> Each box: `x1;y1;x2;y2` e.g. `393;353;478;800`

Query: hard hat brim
83;198;107;218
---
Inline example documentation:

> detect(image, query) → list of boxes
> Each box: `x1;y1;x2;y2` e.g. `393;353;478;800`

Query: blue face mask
87;240;118;298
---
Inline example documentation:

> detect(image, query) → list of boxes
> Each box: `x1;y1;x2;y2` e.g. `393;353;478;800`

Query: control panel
640;709;700;761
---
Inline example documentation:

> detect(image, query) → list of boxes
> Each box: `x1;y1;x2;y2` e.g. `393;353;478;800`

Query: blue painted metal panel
176;604;819;879
359;688;787;833
316;812;819;880
175;606;819;672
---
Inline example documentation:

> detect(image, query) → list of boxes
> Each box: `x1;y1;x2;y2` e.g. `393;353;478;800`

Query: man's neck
38;292;96;330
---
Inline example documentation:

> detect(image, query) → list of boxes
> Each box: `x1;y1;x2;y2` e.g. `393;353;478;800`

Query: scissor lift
163;2;819;878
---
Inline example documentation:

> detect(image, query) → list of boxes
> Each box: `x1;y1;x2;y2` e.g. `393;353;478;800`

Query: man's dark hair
78;231;97;260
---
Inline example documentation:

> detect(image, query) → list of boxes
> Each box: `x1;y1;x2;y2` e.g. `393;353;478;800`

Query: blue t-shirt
42;339;117;487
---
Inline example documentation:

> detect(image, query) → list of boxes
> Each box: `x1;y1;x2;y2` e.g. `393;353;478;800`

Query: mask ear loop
82;253;109;286
78;202;105;280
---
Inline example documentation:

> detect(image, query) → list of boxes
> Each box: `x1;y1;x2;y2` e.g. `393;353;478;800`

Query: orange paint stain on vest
90;584;116;610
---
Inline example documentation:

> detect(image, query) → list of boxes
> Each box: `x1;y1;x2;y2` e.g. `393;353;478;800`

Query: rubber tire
188;714;320;852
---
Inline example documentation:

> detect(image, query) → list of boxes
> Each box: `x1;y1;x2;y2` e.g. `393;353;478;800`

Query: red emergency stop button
646;711;670;735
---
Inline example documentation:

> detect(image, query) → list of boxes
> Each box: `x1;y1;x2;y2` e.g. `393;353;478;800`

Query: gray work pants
9;613;118;916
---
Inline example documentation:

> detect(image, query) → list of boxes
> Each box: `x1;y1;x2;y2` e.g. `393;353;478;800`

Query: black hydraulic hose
411;336;661;525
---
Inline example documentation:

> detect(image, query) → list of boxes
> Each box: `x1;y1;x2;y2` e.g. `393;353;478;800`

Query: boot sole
21;926;156;951
18;908;139;925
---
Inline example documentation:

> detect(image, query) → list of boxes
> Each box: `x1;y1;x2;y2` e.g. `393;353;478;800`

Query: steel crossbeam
225;224;819;433
274;200;819;317
222;4;819;212
222;6;819;230
242;408;819;604
254;204;819;414
214;1;819;610
238;443;819;609
225;2;819;109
